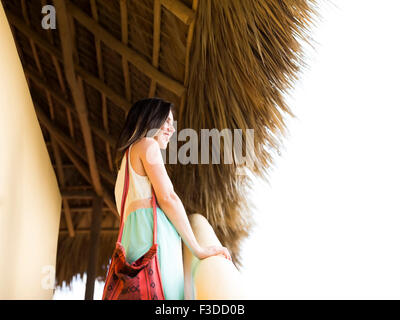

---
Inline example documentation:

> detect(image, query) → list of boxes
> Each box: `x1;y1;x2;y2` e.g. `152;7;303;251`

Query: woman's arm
139;137;203;257
139;138;231;261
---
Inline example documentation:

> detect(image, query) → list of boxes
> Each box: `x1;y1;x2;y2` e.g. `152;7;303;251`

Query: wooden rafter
62;207;113;213
20;0;75;238
67;1;186;97
39;0;74;139
161;0;195;25
34;105;118;219
61;189;97;199
178;0;199;125
119;0;132;103
55;141;116;217
21;0;42;74
42;10;75;237
62;185;96;191
6;11;131;112
148;0;161;98
90;0;114;173
34;106;116;188
59;228;118;236
54;0;103;199
56;138;118;219
76;66;130;111
6;11;62;57
25;69;117;148
49;111;76;238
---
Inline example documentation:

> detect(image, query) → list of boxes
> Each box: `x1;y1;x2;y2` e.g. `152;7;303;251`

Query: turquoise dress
115;144;184;300
120;207;185;300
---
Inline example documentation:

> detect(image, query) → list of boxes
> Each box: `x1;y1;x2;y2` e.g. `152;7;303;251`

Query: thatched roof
2;0;319;289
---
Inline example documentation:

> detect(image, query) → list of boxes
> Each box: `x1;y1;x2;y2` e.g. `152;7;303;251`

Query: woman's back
114;141;152;220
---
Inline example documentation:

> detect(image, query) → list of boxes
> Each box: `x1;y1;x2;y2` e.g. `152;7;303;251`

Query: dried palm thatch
171;0;319;267
1;0;319;291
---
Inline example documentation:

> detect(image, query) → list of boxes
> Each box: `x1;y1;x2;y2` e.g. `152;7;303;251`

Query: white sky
54;0;400;299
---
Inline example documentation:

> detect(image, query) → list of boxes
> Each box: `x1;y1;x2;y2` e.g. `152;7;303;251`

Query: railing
182;213;249;299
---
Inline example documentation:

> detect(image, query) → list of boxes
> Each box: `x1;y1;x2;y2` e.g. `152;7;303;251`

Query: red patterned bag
102;148;165;300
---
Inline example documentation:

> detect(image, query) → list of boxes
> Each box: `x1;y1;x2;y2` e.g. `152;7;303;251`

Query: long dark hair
114;97;174;170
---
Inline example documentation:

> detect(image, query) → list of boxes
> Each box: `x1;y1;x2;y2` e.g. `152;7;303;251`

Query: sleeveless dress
114;144;185;300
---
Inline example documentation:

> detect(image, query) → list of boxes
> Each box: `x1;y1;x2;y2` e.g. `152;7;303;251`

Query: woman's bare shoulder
135;137;157;152
135;137;163;165
134;137;158;155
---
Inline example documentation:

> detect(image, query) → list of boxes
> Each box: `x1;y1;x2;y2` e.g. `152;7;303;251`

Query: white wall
0;2;61;299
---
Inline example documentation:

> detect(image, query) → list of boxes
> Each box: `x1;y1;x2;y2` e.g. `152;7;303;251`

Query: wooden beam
55;140;118;219
35;106;115;186
40;0;77;178
89;0;104;83
75;66;130;111
21;0;43;75
148;0;161;98
52;139;76;237
59;228;118;235
161;0;195;25
67;1;186;97
35;106;119;218
54;0;103;198
36;106;82;162
61;189;97;199
85;195;103;300
6;11;62;60
39;0;69;97
56;139;118;219
21;0;75;237
60;185;93;190
183;0;198;87
49;164;79;169
6;12;131;112
120;0;132;102
25;69;117;148
178;0;199;125
91;0;115;173
62;207;113;213
35;105;116;185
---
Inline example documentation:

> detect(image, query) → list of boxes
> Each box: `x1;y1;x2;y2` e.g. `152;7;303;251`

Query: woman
113;97;231;300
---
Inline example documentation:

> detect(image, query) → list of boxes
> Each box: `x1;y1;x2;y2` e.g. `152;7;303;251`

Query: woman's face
154;110;175;149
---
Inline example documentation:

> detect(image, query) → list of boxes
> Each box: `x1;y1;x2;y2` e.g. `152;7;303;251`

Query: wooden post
85;195;103;300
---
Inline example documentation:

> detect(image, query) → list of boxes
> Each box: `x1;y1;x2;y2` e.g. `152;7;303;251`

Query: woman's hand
195;245;232;261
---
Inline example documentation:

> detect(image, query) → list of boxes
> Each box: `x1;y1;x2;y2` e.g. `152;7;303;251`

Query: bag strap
117;147;158;245
151;186;157;245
